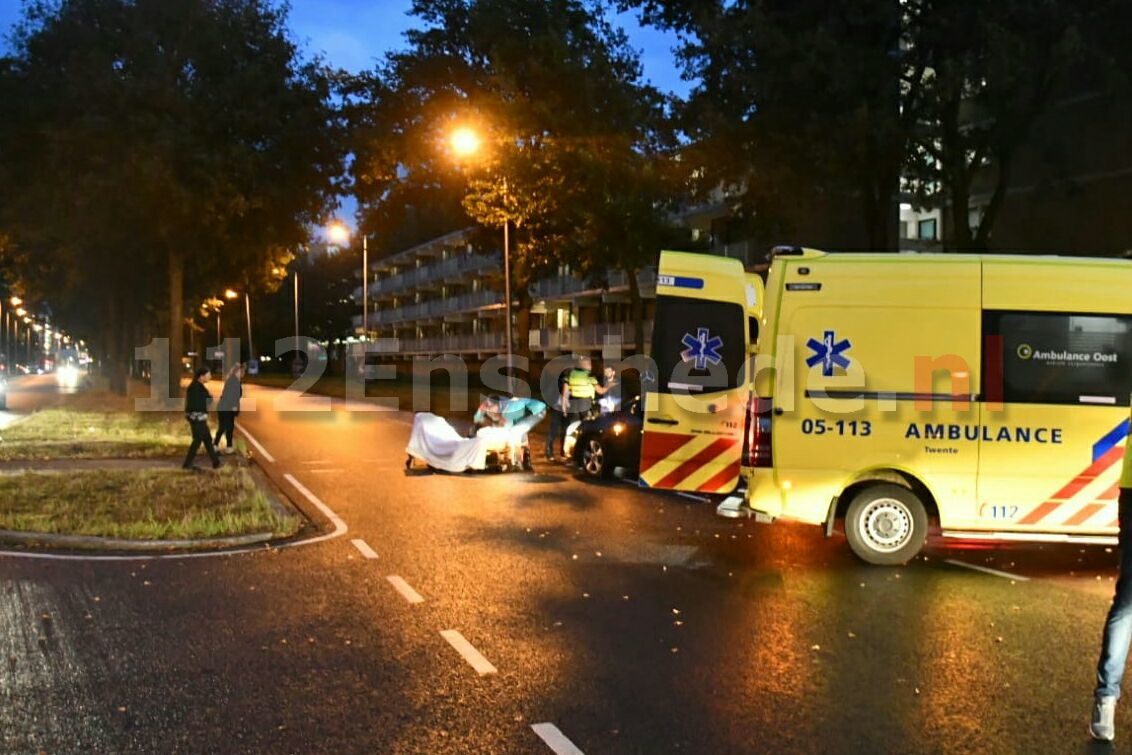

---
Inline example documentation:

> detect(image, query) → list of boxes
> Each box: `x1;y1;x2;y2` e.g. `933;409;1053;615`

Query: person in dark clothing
183;366;220;470
546;371;568;461
213;363;244;452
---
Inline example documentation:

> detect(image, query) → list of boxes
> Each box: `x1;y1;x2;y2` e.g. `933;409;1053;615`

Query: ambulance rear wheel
844;484;927;565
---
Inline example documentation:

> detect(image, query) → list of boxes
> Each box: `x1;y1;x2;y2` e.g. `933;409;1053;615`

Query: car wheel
844;483;928;565
581;437;611;478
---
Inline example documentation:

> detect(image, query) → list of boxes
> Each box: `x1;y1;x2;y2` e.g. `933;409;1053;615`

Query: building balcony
376;320;654;356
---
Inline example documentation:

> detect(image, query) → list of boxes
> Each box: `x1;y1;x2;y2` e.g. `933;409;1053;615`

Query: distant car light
57;365;81;388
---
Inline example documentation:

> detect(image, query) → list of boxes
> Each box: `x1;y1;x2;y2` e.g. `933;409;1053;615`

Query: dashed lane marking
531;723;586;755
440;629;497;676
387;575;425;604
237;427;274;463
945;558;1029;581
351;539;378;560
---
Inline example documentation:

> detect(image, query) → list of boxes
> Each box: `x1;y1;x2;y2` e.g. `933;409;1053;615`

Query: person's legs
1092;489;1132;740
202;424;221;468
213;412;227;447
546;409;563;459
216;411;235;448
183;421;202;468
1097;491;1132;698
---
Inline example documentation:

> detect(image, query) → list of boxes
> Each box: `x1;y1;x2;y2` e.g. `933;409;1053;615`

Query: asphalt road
0;378;1126;754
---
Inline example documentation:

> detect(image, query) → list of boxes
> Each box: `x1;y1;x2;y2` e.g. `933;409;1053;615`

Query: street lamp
328;221;369;339
449;125;513;391
223;288;249;361
8;297;21;371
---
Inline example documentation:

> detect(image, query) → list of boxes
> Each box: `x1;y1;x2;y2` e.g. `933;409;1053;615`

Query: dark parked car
567;396;642;478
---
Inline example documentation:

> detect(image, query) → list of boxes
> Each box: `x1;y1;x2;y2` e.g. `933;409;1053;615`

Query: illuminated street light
449;124;513;391
327;221;370;339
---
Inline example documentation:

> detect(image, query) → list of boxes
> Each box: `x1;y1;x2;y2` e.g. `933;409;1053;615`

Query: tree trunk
105;296;128;395
168;249;185;399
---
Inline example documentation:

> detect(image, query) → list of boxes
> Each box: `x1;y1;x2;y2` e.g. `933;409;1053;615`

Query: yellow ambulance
641;248;1132;564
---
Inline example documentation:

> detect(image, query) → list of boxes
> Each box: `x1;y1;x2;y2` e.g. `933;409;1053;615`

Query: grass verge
0;466;301;540
0;383;302;543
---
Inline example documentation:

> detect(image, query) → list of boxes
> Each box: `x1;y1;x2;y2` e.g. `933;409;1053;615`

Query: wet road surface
0;381;1124;753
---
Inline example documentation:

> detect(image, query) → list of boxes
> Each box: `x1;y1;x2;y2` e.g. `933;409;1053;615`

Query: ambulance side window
651;295;746;394
986;311;1132;406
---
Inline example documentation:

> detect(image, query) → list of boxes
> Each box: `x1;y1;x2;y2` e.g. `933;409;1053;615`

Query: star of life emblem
681;327;724;370
806;330;852;376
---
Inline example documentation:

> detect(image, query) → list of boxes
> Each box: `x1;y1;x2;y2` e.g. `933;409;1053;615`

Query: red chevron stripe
1045;446;1124;501
1098;483;1121;501
1063;503;1106;527
639;432;696;475
699;461;741;493
1018;501;1061;525
656;438;739;489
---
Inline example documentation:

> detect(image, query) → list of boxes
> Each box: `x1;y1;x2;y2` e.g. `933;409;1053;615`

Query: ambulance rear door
639;251;749;493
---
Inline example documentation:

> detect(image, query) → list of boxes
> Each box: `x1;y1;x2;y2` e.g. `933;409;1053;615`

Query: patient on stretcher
405;396;547;473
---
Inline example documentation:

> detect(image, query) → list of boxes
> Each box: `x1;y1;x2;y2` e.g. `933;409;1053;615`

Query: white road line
676;492;711;503
531;723;586;755
351;539;378;560
285;474;347;535
237;427;274;463
387;575;425;604
945;558;1030;582
440;629;497;676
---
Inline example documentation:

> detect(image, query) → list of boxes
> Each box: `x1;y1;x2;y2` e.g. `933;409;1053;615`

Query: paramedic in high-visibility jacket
1092;423;1132;741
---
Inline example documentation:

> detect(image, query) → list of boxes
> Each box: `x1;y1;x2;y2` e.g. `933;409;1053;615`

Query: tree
627;0;1120;253
345;0;673;358
0;0;342;395
904;0;1105;251
624;0;909;251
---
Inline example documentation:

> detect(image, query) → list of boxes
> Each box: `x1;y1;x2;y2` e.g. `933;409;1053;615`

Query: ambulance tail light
743;395;773;468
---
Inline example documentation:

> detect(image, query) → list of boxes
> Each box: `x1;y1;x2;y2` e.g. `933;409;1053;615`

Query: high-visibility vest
566;368;596;399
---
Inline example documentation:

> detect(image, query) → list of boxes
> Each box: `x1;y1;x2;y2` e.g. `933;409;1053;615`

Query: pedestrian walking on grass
1091;402;1132;741
182;366;220;470
213;363;244;453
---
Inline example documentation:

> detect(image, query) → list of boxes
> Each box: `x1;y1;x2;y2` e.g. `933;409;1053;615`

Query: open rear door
639;251;751;493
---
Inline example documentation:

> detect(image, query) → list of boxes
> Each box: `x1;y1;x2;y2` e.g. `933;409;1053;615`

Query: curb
0;528;277;552
0;454;309;555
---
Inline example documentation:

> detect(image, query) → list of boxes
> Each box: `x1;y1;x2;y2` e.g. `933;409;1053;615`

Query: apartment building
354;228;657;362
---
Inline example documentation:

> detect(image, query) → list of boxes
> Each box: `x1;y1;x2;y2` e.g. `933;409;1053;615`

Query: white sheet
407;413;539;472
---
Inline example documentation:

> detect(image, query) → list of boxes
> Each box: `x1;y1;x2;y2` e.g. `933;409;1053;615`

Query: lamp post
9;297;22;372
449;126;512;391
328;222;368;339
244;291;254;360
223;288;244;360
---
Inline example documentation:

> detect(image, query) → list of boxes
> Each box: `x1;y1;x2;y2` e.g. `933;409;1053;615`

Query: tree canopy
0;0;344;393
345;0;677;353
